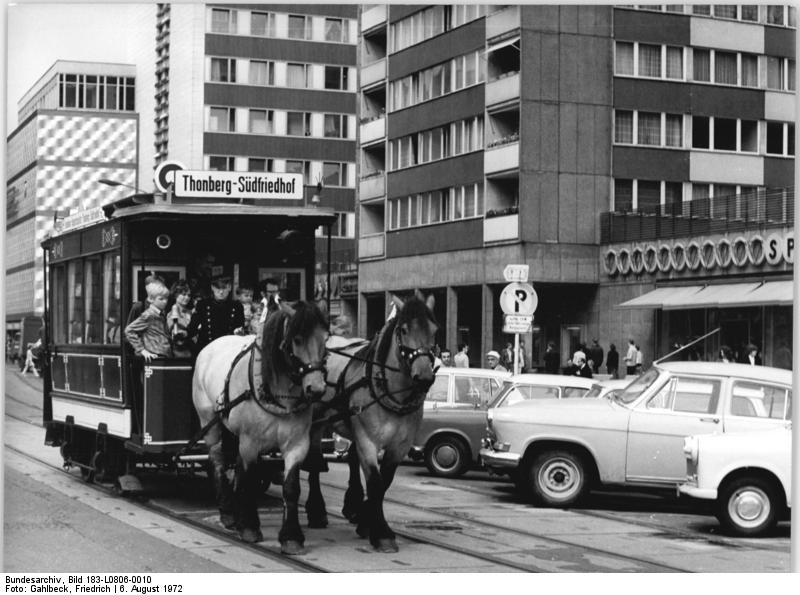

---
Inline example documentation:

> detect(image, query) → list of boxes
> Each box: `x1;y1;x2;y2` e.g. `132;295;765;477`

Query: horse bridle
394;326;437;374
279;318;328;386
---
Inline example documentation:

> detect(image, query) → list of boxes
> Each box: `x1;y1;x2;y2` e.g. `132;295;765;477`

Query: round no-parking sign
500;282;538;316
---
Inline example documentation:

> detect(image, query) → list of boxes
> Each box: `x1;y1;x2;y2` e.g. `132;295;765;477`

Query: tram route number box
142;363;198;449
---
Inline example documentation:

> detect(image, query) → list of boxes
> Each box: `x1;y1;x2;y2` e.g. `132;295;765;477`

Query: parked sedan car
582;378;631;400
411;370;594;477
480;362;792;507
679;425;791;536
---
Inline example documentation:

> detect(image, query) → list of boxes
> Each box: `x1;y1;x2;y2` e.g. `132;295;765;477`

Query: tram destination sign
174;170;304;200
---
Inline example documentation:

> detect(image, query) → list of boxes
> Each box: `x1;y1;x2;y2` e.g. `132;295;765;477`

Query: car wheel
526;450;588;507
716;476;779;537
425;436;470;478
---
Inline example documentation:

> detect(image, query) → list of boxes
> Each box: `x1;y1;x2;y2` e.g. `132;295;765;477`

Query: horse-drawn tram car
40;171;335;492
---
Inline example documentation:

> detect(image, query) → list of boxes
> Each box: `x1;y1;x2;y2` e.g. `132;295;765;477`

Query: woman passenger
168;279;194;358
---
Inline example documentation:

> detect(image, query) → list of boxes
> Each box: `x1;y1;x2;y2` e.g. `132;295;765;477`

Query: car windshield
615;367;662;405
489;381;565;408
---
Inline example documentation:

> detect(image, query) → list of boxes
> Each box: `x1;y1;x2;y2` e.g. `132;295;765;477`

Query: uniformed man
187;277;244;352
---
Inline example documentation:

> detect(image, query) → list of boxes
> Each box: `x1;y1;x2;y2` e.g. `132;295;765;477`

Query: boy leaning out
124;281;173;361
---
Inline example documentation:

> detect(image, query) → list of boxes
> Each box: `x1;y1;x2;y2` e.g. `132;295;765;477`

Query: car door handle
699;416;720;424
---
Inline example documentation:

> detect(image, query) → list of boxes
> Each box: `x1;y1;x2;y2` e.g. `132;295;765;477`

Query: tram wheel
90;450;107;483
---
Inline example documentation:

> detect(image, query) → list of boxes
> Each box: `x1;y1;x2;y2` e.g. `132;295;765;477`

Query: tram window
84;258;103;344
52;265;69;343
68;261;84;343
103;253;121;344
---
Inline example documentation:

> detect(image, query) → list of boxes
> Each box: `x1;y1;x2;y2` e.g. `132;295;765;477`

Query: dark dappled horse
306;291;438;552
193;301;328;554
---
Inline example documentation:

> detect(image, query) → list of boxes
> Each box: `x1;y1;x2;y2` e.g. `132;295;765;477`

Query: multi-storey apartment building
145;3;359;321
355;4;795;369
5;61;138;340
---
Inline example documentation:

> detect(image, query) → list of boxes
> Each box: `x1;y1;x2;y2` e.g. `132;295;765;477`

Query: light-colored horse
306;291;438;552
192;301;328;554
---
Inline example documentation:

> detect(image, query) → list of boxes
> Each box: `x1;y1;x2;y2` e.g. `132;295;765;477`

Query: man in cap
486;350;508;373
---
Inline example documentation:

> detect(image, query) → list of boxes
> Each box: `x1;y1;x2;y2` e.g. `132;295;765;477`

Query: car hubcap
435;445;458;469
730;487;770;527
539;459;579;498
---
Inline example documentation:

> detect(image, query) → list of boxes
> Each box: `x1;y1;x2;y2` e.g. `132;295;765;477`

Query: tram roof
105;200;337;223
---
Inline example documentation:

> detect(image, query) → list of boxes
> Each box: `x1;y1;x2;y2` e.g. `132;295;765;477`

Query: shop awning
617;286;704;309
617;280;794;310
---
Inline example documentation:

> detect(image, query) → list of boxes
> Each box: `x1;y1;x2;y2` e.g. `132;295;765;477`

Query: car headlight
682;436;699;465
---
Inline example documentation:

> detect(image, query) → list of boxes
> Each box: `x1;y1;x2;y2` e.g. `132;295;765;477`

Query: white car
480;362;792;507
679;425;791;536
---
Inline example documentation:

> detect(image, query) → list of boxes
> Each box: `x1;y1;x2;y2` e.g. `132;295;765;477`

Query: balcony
359;233;385;260
600;187;795;243
360;116;385;146
359;171;385;201
484;212;519;243
486;72;520;108
484;140;519;176
361;58;386;89
361;4;387;33
486;5;520;41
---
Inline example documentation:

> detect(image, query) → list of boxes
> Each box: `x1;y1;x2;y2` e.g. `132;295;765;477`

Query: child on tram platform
235;283;257;335
124;279;173;361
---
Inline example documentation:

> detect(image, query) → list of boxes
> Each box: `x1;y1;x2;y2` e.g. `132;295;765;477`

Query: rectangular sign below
174;171;304;200
503;314;533;334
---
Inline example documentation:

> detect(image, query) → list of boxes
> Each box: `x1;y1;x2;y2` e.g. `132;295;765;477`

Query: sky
5;2;138;130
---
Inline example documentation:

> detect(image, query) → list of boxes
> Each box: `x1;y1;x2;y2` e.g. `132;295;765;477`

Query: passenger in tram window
740;343;762;366
187;277;244;352
105;316;121;344
168;279;194;358
258;277;281;324
124;280;173;361
235;283;256;335
718;345;734;363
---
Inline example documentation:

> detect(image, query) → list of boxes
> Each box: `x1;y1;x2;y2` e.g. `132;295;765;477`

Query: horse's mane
375;295;438;364
261;301;328;387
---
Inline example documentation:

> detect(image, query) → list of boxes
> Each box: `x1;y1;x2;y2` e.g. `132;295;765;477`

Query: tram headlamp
156;234;172;250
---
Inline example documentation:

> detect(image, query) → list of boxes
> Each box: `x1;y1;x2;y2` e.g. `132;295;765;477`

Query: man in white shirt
454;343;470;368
624;339;637;376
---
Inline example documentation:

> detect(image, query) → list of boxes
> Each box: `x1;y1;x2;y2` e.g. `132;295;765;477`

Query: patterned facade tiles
37;165;136;213
37;115;137;163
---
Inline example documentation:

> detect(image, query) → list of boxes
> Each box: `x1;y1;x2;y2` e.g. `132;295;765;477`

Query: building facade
145;3;359;322
355;4;795;369
6;61;138;335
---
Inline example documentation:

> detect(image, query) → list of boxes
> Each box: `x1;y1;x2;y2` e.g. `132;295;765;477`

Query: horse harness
317;322;436;428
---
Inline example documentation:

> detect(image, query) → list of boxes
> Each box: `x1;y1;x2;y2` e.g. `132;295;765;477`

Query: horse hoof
220;513;237;530
373;538;398;553
281;540;306;556
307;515;328;529
239;528;263;543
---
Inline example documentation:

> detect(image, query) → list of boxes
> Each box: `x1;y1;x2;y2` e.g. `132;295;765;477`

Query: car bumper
678;484;717;500
479;448;521;469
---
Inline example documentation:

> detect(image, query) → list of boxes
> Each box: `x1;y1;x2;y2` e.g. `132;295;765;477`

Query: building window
741;119;758;152
713;5;737;19
251;11;275;36
693;49;711;81
209;156;235;171
767;5;785;25
666;46;683;79
285;160;311;184
211;8;237;34
615;110;633;143
210;58;236;83
209;107;235;132
325;18;348;43
714;51;738;84
286;63;309;88
614;179;634;213
249;109;273;134
692;5;711;16
741;54;759;87
317;212;355;238
638;44;662;77
324;114;349;138
665;114;682;146
249;60;274;86
324;66;349;90
664;182;683;215
692;116;710;148
286;112;311;136
323;162;349;187
615;42;635;75
766;121;794;156
714;118;737;151
638;180;661;214
741;5;759;21
288;14;311;39
248;158;273;172
637;112;661;145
